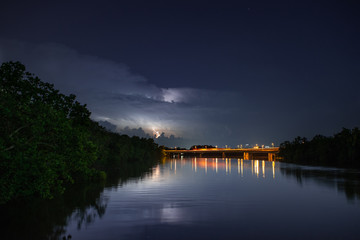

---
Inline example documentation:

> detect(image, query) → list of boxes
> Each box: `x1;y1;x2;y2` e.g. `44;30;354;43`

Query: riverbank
278;128;360;169
0;157;160;240
0;61;163;204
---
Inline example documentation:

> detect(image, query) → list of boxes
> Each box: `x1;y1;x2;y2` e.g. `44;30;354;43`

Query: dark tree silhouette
0;61;162;203
279;128;360;168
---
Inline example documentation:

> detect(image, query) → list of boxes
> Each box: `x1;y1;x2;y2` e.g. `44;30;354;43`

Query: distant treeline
0;61;162;204
279;128;360;168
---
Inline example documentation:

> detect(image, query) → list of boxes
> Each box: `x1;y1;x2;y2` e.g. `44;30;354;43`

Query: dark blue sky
1;0;359;147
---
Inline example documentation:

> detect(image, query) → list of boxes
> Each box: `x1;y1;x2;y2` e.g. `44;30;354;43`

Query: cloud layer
2;38;358;148
0;39;246;147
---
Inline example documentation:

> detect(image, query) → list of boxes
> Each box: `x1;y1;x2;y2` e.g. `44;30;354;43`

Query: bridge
164;147;279;161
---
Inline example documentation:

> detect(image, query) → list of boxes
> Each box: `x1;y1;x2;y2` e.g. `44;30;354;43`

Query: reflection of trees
279;128;360;168
0;180;106;240
67;184;108;232
280;166;360;201
0;158;159;240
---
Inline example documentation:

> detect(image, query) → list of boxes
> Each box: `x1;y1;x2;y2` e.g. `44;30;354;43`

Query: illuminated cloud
162;88;198;103
2;38;357;148
0;39;218;144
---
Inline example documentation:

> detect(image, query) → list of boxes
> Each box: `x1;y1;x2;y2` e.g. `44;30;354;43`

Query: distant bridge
164;147;279;161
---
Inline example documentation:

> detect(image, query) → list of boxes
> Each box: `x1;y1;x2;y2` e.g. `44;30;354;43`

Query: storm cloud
0;39;245;147
1;38;359;148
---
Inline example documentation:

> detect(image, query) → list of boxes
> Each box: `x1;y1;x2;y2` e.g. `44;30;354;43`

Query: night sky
1;0;359;148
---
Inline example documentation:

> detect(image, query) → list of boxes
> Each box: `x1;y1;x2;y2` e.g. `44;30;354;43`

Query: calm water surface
3;158;360;239
61;158;360;240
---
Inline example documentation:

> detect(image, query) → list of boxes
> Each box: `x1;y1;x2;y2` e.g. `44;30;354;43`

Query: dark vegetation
279;128;360;168
0;61;162;204
189;145;216;150
0;162;157;240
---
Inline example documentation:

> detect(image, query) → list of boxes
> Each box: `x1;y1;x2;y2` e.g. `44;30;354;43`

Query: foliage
189;145;216;150
0;61;161;204
279;128;360;168
0;157;158;240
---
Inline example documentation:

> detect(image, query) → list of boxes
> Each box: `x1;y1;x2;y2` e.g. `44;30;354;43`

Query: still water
3;158;360;239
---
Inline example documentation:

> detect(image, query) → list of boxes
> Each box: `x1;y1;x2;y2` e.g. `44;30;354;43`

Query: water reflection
280;164;360;202
0;159;159;240
272;161;275;178
254;160;259;177
205;158;207;174
226;158;228;173
0;181;108;240
262;160;265;178
241;159;244;177
167;158;278;179
167;158;359;202
2;158;360;240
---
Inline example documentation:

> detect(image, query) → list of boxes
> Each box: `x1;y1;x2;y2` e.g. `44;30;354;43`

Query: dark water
2;158;360;240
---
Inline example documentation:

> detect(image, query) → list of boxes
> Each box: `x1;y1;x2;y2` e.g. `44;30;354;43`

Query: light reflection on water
180;158;276;179
62;158;360;240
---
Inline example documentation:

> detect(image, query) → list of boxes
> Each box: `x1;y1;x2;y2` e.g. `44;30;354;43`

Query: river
1;157;360;239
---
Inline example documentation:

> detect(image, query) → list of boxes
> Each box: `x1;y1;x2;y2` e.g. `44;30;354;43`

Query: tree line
279;128;360;168
0;61;163;204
